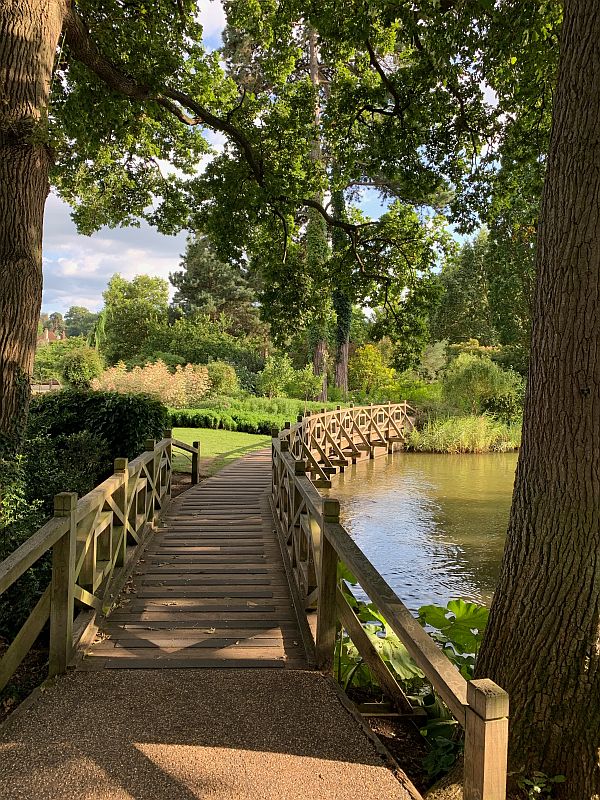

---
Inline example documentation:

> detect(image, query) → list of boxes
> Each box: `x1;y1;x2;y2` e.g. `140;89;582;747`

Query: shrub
441;353;524;417
92;360;211;408
32;336;89;383
206;361;240;397
257;354;294;398
348;344;395;394
418;340;449;381
0;459;47;639
22;432;111;514
234;365;259;394
137;352;186;371
60;346;104;388
285;364;323;401
27;389;169;460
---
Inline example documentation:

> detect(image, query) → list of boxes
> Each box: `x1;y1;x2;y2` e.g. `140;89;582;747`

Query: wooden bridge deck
84;450;308;669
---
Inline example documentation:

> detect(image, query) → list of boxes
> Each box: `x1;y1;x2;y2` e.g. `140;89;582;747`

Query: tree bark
0;0;66;454
331;186;350;395
312;337;328;402
333;288;350;394
476;3;600;796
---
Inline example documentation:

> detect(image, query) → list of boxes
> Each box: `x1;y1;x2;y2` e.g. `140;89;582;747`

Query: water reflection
328;452;518;611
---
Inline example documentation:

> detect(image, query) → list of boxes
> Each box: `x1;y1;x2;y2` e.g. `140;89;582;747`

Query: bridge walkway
0;450;418;800
84;450;307;669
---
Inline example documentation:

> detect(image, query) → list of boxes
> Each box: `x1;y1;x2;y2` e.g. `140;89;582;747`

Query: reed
408;415;521;454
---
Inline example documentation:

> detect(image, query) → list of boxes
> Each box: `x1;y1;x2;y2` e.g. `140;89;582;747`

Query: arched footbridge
0;404;508;800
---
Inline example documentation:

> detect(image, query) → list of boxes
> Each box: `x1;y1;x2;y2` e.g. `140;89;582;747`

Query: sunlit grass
172;427;271;476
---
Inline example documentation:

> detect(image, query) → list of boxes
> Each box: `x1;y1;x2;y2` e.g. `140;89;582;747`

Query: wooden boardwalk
84;450;308;669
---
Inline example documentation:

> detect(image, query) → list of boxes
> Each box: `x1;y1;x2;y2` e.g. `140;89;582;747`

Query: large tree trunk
312;336;328;402
0;0;65;454
331;187;350;395
476;3;600;796
333;288;350;394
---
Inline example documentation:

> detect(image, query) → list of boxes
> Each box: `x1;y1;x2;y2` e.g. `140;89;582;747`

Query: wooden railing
271;404;509;800
0;431;200;693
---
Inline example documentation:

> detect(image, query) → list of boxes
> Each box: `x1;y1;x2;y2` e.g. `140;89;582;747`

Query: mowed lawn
172;427;271;478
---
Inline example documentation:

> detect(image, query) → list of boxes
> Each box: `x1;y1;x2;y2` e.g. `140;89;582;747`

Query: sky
41;0;227;314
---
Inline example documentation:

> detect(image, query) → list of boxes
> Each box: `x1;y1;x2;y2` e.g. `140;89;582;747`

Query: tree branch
62;4;382;261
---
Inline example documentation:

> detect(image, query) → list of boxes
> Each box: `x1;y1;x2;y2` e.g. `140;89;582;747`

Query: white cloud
196;0;226;47
42;194;187;314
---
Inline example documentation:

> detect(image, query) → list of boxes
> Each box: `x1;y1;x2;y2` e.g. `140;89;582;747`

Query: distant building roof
37;329;67;345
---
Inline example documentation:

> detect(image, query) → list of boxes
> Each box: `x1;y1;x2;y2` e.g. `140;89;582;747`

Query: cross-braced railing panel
0;432;199;695
271;403;509;800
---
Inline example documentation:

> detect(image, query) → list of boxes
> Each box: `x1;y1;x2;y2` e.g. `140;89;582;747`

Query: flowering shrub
93;360;211;408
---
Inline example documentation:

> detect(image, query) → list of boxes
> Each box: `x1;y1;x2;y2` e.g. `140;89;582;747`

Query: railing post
191;440;201;485
49;492;77;677
114;458;128;562
144;438;157;523
163;428;173;501
463;679;509;800
315;498;339;672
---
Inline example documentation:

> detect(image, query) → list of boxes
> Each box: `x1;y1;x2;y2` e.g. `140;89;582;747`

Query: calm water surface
328;452;518;611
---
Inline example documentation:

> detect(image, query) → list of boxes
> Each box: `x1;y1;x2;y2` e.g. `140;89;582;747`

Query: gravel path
0;669;420;799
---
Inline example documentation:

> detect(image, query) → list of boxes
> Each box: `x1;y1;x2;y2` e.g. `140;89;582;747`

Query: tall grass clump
408;415;521;454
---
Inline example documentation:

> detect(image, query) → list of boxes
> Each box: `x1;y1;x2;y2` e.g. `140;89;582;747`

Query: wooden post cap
284;421;291;429
294;459;307;475
467;679;509;720
54;492;78;516
270;428;279;438
144;438;156;451
297;414;303;422
280;439;290;452
192;441;200;452
322;498;340;522
163;428;173;439
114;457;128;472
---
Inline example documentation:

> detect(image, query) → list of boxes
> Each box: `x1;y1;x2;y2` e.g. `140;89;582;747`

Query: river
328;451;518;611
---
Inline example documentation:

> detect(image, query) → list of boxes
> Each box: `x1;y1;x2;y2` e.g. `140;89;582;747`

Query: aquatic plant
407;414;521;453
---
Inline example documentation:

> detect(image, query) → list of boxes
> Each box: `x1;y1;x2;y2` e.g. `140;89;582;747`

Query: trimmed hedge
169;397;345;435
28;389;169;461
170;408;283;435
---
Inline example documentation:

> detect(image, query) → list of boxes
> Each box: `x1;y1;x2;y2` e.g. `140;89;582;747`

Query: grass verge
172;427;271;477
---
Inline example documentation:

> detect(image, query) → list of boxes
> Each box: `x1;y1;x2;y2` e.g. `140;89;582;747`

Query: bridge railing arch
271;402;509;800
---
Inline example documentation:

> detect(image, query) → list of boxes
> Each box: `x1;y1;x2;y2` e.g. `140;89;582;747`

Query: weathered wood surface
84;450;307;669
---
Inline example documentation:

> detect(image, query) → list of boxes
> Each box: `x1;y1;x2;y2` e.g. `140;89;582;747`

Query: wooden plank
0;516;68;594
104;620;301;631
336;587;413;713
74;584;102;611
98;658;306;669
0;587;51;692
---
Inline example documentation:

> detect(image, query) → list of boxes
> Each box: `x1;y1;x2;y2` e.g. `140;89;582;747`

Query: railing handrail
270;401;508;800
